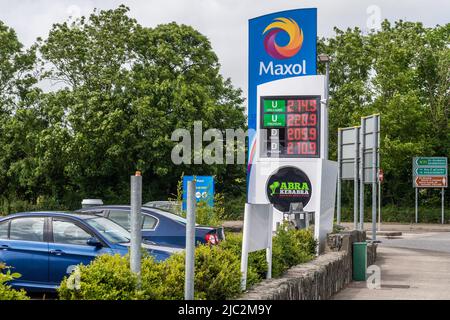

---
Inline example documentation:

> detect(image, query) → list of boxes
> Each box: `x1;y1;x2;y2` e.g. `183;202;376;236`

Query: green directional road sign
416;157;447;166
416;167;447;176
413;157;448;188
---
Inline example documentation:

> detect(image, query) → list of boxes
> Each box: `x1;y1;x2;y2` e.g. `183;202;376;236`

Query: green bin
353;242;367;281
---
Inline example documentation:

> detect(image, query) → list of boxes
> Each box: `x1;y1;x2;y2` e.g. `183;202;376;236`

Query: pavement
333;231;450;300
223;220;450;299
224;220;450;234
341;222;450;233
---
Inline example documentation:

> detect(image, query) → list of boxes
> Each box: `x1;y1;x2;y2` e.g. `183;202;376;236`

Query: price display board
260;96;320;158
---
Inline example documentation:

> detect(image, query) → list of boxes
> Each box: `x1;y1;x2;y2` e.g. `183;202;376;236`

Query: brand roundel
263;17;303;60
266;167;312;212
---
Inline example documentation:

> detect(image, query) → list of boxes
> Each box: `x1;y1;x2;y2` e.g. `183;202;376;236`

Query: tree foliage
319;20;449;206
0;6;245;210
0;6;448;212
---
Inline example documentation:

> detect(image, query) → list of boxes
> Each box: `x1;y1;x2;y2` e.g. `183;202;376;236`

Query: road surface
333;232;450;300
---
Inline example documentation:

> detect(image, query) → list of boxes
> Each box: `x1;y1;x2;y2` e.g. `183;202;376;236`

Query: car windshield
85;217;130;244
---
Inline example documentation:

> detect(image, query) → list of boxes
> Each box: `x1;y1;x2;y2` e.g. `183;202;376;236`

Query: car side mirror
87;237;103;248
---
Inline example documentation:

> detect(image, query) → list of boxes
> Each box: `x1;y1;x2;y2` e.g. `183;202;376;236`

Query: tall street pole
130;171;142;284
185;180;196;300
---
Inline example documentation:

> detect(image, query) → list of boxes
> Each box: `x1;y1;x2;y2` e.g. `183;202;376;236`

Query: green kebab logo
269;180;310;196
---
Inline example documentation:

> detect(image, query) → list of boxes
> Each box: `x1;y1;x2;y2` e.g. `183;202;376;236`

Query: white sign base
240;203;273;290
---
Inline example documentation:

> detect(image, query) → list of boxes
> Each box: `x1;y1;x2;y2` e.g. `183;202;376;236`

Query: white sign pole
442;188;445;225
354;127;360;230
371;116;378;241
184;180;196;300
240;204;251;291
378;179;382;231
130;172;142;284
415;187;419;224
266;205;273;279
337;128;342;225
359;120;365;230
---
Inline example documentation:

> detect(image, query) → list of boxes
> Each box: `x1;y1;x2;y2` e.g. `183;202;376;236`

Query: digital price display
260;96;321;158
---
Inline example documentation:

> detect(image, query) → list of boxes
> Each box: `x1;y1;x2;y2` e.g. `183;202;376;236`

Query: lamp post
318;53;330;160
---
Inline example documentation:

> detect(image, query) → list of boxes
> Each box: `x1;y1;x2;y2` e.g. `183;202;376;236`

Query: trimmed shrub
153;244;243;300
58;226;316;300
0;263;29;300
219;232;266;286
58;254;143;300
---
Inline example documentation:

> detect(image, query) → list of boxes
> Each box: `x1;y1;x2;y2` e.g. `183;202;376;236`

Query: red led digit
308;99;317;112
309;128;316;140
310;142;317;154
287;142;294;154
309;114;316;126
287;100;295;112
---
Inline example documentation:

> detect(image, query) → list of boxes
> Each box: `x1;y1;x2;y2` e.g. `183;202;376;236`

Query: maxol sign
247;8;317;192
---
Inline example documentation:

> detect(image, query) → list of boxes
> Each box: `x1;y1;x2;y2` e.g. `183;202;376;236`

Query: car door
0;217;49;287
48;217;112;285
141;213;186;247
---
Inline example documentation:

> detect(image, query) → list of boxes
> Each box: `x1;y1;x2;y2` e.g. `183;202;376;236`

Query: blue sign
247;8;317;199
182;176;214;210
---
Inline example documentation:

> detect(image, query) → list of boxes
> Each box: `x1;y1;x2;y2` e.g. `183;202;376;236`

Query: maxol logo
260;17;306;76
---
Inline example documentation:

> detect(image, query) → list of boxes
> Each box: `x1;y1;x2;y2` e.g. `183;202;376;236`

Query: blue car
77;205;225;248
0;212;180;292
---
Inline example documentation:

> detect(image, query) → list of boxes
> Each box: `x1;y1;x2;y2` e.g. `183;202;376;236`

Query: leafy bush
0;263;29;300
0;196;69;216
340;205;450;224
58;254;143;300
58;226;316;300
222;194;246;220
152;244;243;300
272;226;316;277
219;232;266;286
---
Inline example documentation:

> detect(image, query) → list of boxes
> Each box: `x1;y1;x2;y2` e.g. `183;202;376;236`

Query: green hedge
58;227;316;300
340;205;450;224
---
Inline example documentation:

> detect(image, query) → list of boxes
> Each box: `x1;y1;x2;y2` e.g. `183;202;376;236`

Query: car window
108;210;130;230
9;217;45;242
0;221;9;239
84;217;130;244
52;219;92;246
142;215;157;229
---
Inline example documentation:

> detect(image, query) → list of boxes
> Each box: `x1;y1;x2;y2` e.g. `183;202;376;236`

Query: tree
319;20;449;206
0;20;40;204
37;5;246;203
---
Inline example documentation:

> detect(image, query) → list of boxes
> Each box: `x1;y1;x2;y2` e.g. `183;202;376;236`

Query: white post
354;127;360;230
130;172;142;283
240;204;251;291
442;188;445;225
359;120;366;230
266;205;273;279
337;128;342;225
371;116;378;241
184;180;196;300
324;61;330;160
415;187;419;224
378;179;382;231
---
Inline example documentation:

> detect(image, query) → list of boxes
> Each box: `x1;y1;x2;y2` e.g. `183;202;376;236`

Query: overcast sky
1;0;449;95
